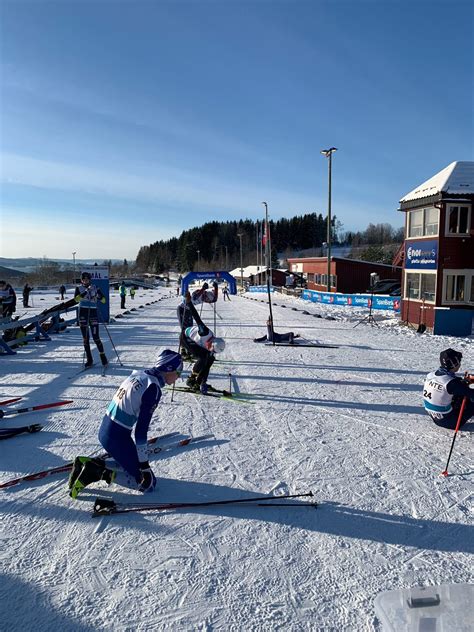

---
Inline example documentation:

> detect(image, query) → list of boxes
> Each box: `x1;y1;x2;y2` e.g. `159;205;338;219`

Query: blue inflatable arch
180;271;237;296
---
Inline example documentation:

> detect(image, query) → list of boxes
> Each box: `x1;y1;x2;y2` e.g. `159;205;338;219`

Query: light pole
320;147;337;292
72;251;77;284
197;249;200;271
237;233;244;291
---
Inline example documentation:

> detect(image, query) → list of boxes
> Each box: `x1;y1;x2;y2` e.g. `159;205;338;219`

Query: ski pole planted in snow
0;400;73;419
441;396;468;477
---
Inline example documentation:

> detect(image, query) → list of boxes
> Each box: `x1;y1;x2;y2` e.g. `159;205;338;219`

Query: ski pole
0;397;22;406
228;372;232;394
441;397;467;476
0;400;73;419
0;424;43;440
93;491;314;516
97;306;123;365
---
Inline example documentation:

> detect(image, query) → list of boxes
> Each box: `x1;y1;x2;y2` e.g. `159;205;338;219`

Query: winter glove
138;461;157;493
202;283;209;290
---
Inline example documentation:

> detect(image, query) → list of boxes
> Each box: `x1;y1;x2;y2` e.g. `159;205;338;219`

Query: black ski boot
186;372;199;390
84;349;94;369
70;458;115;499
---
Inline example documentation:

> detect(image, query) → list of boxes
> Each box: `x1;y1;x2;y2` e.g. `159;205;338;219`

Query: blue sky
1;0;472;259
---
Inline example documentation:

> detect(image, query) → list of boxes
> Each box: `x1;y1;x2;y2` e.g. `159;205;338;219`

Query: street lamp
72;251;77;284
320;147;337;292
197;249;200;271
237;233;244;291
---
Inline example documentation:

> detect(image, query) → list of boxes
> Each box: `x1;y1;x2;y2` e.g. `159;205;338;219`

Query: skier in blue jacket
423;348;474;430
69;349;183;498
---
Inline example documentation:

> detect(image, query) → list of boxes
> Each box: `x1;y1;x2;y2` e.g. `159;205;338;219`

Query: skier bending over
177;281;218;332
69;349;183;498
74;272;108;369
423;348;474;430
182;295;225;394
253;317;297;344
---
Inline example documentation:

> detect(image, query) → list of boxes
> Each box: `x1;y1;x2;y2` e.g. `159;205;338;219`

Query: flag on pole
262;220;267;247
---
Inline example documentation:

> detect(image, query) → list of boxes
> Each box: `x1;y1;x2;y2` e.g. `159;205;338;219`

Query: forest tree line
135;213;404;273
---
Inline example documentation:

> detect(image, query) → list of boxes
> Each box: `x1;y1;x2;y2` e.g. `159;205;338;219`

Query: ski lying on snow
0;424;43;440
169;386;253;404
92;491;316;516
264;342;339;348
69;364;110;379
0;431;203;490
0;400;73;419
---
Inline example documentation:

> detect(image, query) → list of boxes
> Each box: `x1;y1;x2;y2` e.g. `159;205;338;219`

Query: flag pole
262;202;275;344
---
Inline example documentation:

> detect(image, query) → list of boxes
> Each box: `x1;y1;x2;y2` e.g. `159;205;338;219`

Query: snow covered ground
1;287;473;631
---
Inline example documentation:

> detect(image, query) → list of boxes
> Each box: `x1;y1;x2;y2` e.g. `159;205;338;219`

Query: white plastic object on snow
374;583;473;631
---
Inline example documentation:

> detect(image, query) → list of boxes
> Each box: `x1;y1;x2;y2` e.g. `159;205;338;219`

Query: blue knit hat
155;349;183;373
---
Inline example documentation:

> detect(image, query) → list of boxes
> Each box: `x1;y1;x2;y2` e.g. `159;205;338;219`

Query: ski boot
69;458;115;499
186;372;199;390
199;382;209;395
84;349;94;369
68;456;110;491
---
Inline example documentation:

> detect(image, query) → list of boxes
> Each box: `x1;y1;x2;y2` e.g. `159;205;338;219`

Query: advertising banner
249;285;275;293
405;240;438;269
301;289;400;312
80;266;110;323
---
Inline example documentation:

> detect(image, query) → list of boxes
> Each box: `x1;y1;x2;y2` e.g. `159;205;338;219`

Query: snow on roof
229;265;265;277
400;161;474;203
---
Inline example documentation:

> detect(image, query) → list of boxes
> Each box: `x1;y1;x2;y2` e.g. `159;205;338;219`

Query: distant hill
0;265;26;279
0;258;128;273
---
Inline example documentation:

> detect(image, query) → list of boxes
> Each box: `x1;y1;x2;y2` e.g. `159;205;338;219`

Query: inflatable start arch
180;271;237;296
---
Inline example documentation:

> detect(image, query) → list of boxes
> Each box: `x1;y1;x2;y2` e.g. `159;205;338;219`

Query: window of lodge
443;270;474;304
405;271;436;302
446;205;470;235
407;207;439;238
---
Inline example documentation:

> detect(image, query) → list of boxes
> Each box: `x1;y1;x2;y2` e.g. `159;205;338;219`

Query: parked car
368;279;401;295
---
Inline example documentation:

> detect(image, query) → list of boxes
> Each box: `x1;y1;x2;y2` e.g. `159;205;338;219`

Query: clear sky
0;0;472;260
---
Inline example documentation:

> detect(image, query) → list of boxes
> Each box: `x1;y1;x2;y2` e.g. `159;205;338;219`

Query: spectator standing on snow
59;285;66;300
423;348;474;430
130;286;136;300
22;283;32;308
119;282;127;309
0;281;16;317
68;350;183;498
74;272;108;369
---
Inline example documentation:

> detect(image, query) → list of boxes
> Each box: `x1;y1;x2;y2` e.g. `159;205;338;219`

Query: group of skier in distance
63;274;474;500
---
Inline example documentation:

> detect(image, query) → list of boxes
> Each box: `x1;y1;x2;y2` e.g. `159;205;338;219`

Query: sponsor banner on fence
301;289;400;311
248;285;275;293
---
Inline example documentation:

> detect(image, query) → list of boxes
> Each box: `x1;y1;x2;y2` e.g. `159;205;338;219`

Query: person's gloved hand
138;461;156;493
202;283;209;290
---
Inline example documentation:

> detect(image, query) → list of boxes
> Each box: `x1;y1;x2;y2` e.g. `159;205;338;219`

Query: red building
287;256;400;294
397;161;474;334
